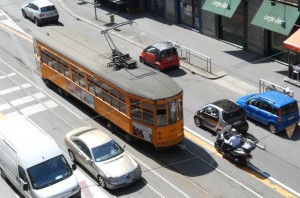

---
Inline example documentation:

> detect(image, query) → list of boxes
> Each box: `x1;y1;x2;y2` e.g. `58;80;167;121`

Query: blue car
236;91;299;133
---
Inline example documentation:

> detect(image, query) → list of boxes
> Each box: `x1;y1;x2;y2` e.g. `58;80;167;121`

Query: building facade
142;0;300;64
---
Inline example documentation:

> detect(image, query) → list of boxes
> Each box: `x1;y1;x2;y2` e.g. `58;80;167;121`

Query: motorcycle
214;126;256;166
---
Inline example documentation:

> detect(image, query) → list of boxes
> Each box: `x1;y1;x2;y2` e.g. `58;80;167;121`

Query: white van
0;116;81;198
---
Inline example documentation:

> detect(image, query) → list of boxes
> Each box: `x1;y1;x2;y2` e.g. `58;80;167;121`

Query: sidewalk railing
259;79;294;98
167;40;212;73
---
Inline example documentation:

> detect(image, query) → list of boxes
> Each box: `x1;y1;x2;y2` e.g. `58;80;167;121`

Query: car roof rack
258;96;276;104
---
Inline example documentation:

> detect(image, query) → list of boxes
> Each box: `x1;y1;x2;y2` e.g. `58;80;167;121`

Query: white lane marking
0;103;11;111
19;100;58;116
4;111;20;118
128;153;191;198
10;92;45;106
0;10;31;37
184;126;300;198
0;83;31;95
248;164;300;198
74;170;110;198
43;100;58;109
0;58;87;122
20;103;47;116
184;126;263;198
0;72;16;79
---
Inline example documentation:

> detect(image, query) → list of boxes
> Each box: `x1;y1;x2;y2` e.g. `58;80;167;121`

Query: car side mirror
72;164;77;170
122;144;126;149
19;179;29;191
23;183;29;191
86;158;92;164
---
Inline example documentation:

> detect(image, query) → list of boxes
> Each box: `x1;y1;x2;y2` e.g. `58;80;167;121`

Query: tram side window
110;88;118;108
178;98;183;120
87;76;95;94
71;66;79;84
57;59;64;74
118;92;126;113
131;99;141;121
78;70;85;88
41;51;48;64
168;100;176;125
102;83;110;103
157;104;166;127
94;80;102;98
62;60;70;78
50;53;58;71
119;100;126;114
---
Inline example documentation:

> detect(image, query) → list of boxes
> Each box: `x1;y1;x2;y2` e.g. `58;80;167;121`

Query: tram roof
33;27;182;100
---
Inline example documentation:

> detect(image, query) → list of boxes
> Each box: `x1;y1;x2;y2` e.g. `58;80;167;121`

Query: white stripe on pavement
10;92;46;106
73;170;110;198
0;83;31;95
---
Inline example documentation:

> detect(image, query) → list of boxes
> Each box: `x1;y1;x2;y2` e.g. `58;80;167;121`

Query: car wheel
139;56;144;64
268;123;277;134
22;10;27;18
97;175;106;188
68;150;76;162
194;116;202;128
0;167;7;181
34;17;40;26
154;64;160;71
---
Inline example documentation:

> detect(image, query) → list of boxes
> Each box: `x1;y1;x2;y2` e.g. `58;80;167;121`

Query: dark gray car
194;99;249;135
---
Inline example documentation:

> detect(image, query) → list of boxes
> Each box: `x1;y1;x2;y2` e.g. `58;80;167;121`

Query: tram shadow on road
130;137;217;178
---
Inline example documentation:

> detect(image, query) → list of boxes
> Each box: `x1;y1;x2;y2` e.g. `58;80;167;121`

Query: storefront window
221;2;244;47
271;32;289;62
179;0;193;27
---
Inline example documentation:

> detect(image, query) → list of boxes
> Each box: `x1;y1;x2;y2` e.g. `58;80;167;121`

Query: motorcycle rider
221;128;241;152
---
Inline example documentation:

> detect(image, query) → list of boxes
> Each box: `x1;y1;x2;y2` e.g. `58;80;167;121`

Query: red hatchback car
139;42;180;71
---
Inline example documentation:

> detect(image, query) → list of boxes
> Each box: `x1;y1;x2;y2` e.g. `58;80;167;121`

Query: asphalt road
0;0;300;197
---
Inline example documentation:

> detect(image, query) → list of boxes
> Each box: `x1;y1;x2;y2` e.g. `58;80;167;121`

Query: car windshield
27;155;72;190
41;5;56;12
92;140;124;162
281;101;298;116
223;108;245;123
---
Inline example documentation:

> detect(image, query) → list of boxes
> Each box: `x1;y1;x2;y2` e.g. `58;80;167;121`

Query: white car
64;126;142;189
21;0;59;26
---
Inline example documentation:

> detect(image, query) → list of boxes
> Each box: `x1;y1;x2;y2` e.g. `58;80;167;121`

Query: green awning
251;0;300;35
202;0;241;18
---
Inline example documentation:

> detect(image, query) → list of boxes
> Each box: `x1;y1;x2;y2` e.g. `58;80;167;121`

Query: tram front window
168;100;176;124
157;109;166;126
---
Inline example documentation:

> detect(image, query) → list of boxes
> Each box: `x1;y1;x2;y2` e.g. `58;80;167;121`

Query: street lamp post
94;0;97;20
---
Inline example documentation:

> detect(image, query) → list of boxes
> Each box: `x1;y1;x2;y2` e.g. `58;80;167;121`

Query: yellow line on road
184;130;297;198
0;113;7;121
0;24;32;43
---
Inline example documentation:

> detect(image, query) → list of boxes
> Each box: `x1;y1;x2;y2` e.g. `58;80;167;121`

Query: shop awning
284;29;300;52
202;0;241;18
251;0;300;36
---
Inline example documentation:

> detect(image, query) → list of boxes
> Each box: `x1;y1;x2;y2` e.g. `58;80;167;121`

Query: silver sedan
64;126;142;189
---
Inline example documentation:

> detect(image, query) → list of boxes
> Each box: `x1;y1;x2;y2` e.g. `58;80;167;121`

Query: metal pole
94;0;97;20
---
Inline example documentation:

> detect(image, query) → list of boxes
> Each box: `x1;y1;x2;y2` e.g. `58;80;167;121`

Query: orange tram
32;27;184;148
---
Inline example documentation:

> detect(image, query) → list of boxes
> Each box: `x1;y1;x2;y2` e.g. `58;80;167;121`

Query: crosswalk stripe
0;72;16;79
0;83;31;95
0;103;11;111
43;100;58;109
20;103;47;116
10;92;45;106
